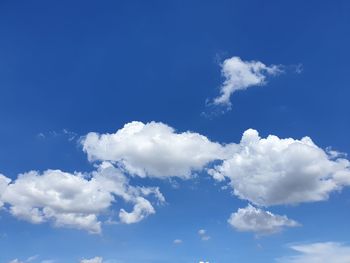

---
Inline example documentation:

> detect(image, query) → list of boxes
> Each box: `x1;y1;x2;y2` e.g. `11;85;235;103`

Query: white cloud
2;169;111;233
209;129;350;206
173;239;182;244
228;204;300;235
198;229;210;241
80;257;103;263
25;256;38;262
278;242;350;263
0;162;164;233
212;56;282;108
82;121;234;179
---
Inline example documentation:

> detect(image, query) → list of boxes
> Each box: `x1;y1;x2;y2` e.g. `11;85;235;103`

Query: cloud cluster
82;121;234;179
228;204;300;235
0;162;164;233
211;56;282;108
1;121;350;235
278;242;350;263
83;122;350;209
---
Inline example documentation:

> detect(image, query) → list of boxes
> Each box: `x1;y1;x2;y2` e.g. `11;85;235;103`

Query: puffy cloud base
228;205;300;235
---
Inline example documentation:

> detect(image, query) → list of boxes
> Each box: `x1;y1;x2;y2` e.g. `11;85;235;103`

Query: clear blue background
0;1;350;262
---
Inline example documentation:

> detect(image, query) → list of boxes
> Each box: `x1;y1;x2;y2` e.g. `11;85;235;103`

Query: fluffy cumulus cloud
209;129;350;206
228;204;299;235
80;257;103;263
82;121;234;179
212;56;282;108
0;162;164;233
278;242;350;263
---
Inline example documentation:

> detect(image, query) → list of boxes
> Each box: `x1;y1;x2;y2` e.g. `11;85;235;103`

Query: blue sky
1;1;350;262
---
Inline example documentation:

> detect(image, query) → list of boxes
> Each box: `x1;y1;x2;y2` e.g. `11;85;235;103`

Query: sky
0;1;350;262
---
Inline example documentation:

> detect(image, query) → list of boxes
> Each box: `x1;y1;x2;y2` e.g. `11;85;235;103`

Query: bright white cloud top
211;56;282;108
82;121;234;179
228;204;300;235
278;242;350;263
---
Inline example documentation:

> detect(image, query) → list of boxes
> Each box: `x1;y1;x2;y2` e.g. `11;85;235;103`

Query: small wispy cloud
36;129;78;142
173;239;183;244
198;229;210;241
208;56;283;110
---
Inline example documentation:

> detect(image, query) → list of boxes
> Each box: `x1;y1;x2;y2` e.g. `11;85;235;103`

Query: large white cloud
278;242;350;263
212;56;282;107
209;129;350;206
0;162;164;233
228;204;299;235
82;121;234;179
